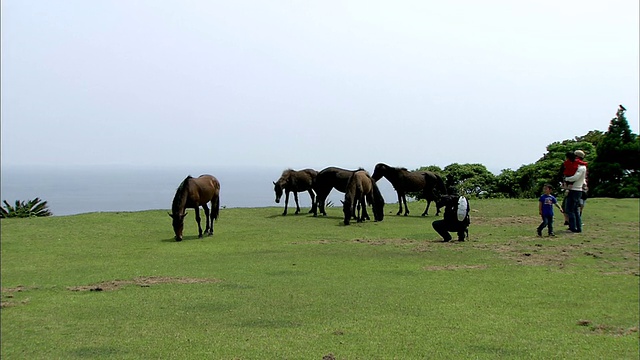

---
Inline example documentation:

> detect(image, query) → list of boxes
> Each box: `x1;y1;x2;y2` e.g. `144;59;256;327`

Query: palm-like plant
1;198;52;218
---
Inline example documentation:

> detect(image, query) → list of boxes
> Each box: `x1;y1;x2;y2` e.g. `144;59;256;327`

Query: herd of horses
169;163;447;241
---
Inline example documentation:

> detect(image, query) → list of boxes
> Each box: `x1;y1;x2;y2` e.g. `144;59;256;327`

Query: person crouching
432;195;470;242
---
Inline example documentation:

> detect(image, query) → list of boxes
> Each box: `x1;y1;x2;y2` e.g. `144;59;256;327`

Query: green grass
2;198;638;359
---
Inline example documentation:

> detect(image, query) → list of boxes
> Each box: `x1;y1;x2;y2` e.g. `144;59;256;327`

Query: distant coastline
1;164;398;216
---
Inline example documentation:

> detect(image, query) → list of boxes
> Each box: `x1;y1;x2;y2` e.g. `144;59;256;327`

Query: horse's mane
276;169;294;185
172;176;193;213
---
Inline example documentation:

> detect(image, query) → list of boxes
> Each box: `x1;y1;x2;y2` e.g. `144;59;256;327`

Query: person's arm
555;202;564;213
539;201;543;215
565;166;585;183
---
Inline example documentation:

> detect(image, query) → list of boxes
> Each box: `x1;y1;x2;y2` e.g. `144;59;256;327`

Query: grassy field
1;198;638;359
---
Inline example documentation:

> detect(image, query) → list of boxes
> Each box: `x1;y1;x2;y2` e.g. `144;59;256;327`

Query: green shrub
0;198;52;218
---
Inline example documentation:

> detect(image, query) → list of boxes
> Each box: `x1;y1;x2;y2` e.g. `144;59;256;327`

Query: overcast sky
2;1;638;173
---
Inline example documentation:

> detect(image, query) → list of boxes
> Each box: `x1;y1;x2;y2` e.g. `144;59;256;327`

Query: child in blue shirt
537;184;564;237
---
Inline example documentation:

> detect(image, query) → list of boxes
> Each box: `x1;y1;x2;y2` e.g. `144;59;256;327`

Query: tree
1;198;53;218
575;130;604;148
443;163;496;198
523;139;596;197
590;106;640;197
494;169;518;198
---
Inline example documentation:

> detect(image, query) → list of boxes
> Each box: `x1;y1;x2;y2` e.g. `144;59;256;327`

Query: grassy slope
1;198;638;359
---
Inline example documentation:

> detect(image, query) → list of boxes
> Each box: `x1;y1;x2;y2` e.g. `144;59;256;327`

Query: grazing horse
273;168;318;216
314;167;360;216
169;175;220;241
342;170;385;225
371;163;446;216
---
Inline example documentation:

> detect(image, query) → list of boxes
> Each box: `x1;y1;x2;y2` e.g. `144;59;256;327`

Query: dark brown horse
371;163;446;216
273;168;317;216
314;167;361;216
342;170;385;225
169;175;220;241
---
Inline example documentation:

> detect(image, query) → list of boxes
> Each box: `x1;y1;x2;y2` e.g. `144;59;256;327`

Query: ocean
0;165;399;216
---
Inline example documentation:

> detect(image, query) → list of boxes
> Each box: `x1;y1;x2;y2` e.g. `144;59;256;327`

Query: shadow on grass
264;212;318;219
160;235;208;243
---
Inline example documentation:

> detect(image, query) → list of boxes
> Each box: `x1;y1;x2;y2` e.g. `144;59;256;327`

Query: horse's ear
181;213;188;219
273;181;276;186
340;200;344;205
168;212;174;218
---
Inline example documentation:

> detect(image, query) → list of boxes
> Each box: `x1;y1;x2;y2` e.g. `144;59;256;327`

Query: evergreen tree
590;106;640;197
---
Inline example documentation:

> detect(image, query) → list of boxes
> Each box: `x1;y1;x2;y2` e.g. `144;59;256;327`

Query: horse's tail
435;173;447;196
371;179;385;221
211;195;220;220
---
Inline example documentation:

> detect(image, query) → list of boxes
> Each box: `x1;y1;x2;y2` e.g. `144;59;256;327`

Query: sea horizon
1;164;400;216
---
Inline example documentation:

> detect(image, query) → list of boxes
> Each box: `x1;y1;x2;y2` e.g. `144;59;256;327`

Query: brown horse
371;163;446;216
273;169;317;216
342;170;385;225
314;166;360;216
169;175;220;241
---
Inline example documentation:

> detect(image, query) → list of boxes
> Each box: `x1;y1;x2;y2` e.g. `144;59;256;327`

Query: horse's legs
363;193;373;220
314;192;324;217
396;192;403;215
307;189;316;214
316;188;330;216
423;189;440;216
352;201;360;222
202;203;212;235
282;190;290;216
422;199;431;217
293;191;300;214
401;193;410;216
361;197;370;221
194;207;203;238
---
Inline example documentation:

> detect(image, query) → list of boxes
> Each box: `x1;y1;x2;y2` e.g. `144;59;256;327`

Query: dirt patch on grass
577;319;639;336
352;238;420;246
67;276;222;292
481;242;574;267
473;240;639;274
472;215;540;227
1;286;33;309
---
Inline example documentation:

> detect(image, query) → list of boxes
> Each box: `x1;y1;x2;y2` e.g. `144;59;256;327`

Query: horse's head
373;198;385;222
371;163;387;181
168;212;188;241
273;181;284;203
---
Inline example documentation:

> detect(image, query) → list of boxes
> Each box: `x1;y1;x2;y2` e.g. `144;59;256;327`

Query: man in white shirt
564;162;587;233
